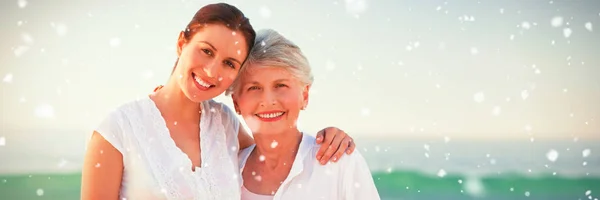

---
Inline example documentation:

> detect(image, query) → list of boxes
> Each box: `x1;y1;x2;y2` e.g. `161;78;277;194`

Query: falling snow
583;149;591;157
36;188;44;196
35;104;55;118
546;149;559;162
344;0;367;15
107;39;122;49
437;169;447;177
325;60;336;71
270;141;278;148
3;74;13;83
259;6;271;18
18;0;27;8
470;47;479;55
551;16;563;27
52;23;68;36
585;22;593;32
521;90;529;100
563;28;572;38
473;92;485;103
492;106;501;116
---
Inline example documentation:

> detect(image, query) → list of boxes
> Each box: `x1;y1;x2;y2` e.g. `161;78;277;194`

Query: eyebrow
199;41;243;65
245;79;290;85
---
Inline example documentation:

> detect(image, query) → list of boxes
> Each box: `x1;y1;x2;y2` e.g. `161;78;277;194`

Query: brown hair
172;3;256;74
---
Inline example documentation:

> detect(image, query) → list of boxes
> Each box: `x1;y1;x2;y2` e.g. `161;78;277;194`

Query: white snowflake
585;22;593;32
109;38;121;47
437;169;446;177
473;92;485;103
521;21;531;29
563;28;572;38
344;0;367;15
259;6;271;18
53;23;68;36
36;188;44;196
470;47;478;55
546;149;559;162
551;16;563;27
22;33;34;44
18;0;27;8
361;108;370;116
586;190;591;196
325;60;336;71
525;191;530;197
259;155;265;162
35;104;54;118
14;45;29;57
492;106;501;116
270;140;278;148
582;149;591;157
3;74;13;83
521;90;529;100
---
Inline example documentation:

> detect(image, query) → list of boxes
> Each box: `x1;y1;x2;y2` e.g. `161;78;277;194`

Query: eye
224;60;235;69
248;86;261;91
202;49;213;56
275;83;287;88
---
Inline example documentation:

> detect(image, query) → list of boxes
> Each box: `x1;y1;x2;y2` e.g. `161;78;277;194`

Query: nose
259;89;277;107
202;60;220;79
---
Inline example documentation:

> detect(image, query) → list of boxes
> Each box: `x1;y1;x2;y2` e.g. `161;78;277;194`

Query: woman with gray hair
230;29;380;200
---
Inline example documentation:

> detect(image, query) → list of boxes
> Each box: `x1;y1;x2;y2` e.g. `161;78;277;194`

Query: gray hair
226;29;313;95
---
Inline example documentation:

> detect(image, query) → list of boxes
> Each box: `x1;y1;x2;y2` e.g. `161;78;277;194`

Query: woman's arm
237;125;357;165
81;131;123;200
314;127;356;165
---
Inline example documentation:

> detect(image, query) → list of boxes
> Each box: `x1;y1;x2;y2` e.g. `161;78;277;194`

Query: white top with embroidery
95;96;241;200
238;133;381;200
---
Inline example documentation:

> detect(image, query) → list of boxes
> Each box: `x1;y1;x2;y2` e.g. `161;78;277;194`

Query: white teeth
194;75;212;88
257;112;284;119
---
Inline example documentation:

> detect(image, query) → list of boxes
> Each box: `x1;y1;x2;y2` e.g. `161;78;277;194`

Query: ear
232;94;241;115
177;31;187;57
301;84;310;110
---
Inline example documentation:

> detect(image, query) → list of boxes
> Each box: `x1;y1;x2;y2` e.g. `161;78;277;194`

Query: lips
255;111;286;122
192;72;215;91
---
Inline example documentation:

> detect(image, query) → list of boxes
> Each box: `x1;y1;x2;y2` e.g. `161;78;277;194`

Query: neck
252;129;303;170
150;76;201;122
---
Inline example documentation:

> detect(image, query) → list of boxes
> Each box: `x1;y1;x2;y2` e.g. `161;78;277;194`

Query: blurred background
1;0;599;199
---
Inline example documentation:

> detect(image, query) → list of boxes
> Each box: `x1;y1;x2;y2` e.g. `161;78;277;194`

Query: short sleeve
94;109;126;154
220;103;240;151
343;151;381;200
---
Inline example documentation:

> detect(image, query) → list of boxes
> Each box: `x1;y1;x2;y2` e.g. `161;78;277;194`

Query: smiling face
233;66;309;135
174;24;249;102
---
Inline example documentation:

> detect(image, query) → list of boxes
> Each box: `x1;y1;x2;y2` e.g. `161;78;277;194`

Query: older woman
230;29;380;200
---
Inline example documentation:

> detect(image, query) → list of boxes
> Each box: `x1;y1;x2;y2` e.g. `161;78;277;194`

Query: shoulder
204;100;236;118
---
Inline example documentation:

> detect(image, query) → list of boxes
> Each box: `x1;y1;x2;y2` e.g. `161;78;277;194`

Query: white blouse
95;97;241;200
238;133;381;200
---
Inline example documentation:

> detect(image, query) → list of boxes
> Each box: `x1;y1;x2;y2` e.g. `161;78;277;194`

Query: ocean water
1;138;598;200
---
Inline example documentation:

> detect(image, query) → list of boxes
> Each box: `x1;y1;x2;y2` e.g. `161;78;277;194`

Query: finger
315;130;325;144
331;137;351;162
346;139;355;154
316;128;335;160
319;134;343;165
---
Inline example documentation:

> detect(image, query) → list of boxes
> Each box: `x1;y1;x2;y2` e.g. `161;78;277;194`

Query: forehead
241;66;293;82
190;24;248;59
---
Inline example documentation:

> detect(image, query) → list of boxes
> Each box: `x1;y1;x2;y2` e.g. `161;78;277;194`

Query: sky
1;0;599;166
